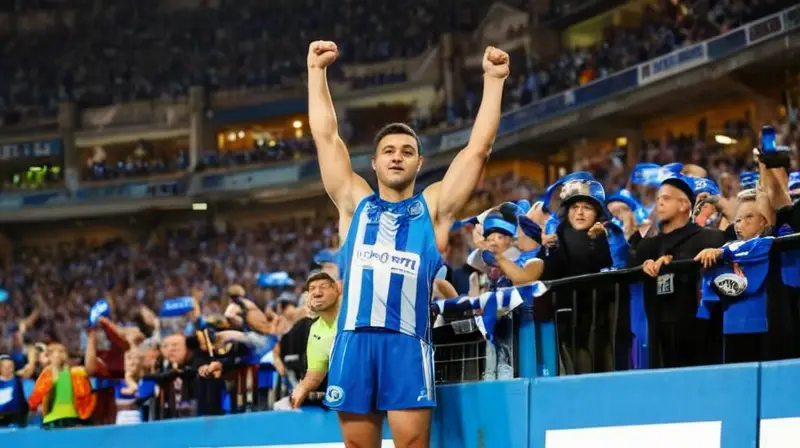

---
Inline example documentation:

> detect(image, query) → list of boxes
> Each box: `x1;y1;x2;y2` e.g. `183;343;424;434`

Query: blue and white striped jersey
338;192;443;341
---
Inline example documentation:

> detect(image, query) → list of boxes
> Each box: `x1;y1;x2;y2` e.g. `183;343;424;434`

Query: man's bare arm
307;41;371;215
427;47;509;245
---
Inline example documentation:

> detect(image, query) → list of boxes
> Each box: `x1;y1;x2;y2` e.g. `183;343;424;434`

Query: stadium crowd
0;0;799;434
4;0;794;188
1;0;790;128
1;111;798;425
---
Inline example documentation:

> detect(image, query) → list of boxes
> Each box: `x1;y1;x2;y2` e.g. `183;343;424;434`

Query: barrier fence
3;233;800;447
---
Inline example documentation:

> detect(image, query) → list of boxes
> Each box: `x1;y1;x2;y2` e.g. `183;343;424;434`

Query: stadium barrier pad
5;361;800;447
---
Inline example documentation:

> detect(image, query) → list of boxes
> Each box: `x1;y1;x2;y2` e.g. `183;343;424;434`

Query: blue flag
739;171;759;190
160;296;195;336
630;163;665;187
89;298;112;327
257;271;296;288
605;220;630;268
431;282;549;344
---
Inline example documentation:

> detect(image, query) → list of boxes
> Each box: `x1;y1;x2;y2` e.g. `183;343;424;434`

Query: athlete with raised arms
307;40;509;448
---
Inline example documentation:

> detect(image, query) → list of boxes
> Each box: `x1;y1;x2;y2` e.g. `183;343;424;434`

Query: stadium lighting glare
715;134;737;145
227;132;237;142
237;130;246;139
192;203;208;211
292;120;303;129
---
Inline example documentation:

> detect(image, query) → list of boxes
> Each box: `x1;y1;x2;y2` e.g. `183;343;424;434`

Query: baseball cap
660;173;697;205
305;270;336;291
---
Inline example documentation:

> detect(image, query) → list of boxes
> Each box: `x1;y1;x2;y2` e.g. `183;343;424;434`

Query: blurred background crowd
0;0;799;434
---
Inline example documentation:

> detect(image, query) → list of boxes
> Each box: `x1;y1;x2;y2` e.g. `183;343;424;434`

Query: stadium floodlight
192;203;208;211
714;134;737;145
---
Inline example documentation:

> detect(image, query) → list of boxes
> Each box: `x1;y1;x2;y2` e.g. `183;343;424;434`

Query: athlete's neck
378;182;415;203
320;300;341;326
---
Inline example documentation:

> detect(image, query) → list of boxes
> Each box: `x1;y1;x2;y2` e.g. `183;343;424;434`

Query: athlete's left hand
483;46;510;79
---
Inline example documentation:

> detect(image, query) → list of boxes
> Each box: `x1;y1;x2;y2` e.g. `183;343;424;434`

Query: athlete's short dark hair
373;123;422;155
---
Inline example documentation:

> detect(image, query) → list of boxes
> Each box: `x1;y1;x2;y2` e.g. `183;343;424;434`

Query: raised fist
483;46;510;79
308;41;339;69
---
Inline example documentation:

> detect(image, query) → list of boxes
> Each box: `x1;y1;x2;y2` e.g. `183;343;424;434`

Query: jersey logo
364;202;381;223
354;245;421;277
312;334;321;340
407;200;423;219
325;385;345;407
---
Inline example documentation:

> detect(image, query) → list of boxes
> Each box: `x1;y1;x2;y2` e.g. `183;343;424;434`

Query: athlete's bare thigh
338;411;383;448
387;408;432;448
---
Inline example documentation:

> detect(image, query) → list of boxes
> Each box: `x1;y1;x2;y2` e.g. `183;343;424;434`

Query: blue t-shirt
0;376;26;415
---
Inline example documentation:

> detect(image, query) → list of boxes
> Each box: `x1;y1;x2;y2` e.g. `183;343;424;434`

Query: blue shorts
324;328;435;414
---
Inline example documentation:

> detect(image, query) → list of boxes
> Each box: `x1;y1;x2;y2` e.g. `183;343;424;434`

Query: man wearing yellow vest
291;270;340;408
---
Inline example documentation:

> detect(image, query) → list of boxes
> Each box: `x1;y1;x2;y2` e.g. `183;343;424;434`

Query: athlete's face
307;279;339;313
373;133;422;191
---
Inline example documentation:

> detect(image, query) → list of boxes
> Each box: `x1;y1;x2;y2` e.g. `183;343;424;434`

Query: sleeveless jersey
338;192;443;340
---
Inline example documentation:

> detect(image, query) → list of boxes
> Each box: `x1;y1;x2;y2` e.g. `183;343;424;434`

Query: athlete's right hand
308;41;339;69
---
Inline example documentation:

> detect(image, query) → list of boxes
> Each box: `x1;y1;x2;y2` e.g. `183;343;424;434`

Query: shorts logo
325;385;345;407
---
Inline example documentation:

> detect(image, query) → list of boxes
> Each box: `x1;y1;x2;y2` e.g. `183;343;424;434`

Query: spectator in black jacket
542;178;615;374
635;174;726;369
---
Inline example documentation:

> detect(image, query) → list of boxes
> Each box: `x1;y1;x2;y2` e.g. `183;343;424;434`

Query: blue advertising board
7;362;800;447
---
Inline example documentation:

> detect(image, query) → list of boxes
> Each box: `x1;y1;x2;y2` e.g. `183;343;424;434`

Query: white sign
545;421;722;448
760;417;800;447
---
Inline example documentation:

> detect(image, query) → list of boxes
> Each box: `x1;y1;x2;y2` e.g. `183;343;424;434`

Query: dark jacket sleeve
775;201;800;231
541;246;565;281
632;235;658;266
700;227;727;250
586;235;614;272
